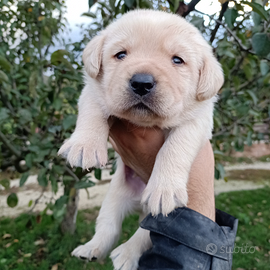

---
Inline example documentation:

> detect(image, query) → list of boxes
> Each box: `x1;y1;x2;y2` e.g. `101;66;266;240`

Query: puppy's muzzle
129;73;155;96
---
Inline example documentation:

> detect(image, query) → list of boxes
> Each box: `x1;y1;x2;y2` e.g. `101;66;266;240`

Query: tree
0;0;269;233
0;0;111;234
82;0;270;179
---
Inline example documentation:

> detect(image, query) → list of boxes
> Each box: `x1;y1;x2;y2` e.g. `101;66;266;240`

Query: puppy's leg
72;159;144;261
141;119;209;216
58;86;109;169
111;212;151;270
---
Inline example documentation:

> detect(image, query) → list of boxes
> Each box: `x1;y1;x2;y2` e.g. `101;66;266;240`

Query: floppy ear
82;34;105;78
196;52;224;101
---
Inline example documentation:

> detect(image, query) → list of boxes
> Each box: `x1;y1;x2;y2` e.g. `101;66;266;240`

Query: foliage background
0;0;269;232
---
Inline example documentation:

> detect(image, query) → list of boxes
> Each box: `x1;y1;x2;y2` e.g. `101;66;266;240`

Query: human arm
109;118;215;221
109;118;238;270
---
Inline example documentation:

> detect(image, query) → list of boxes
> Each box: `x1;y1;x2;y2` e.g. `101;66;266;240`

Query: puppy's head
83;10;224;126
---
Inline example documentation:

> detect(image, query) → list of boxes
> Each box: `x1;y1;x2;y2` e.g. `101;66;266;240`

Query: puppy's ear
196;52;224;101
83;34;105;78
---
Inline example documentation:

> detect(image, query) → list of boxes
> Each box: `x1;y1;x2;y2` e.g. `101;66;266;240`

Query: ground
0;188;269;270
0;143;270;270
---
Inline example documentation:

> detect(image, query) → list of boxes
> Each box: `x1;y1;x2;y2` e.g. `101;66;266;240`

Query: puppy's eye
172;56;184;65
115;51;127;60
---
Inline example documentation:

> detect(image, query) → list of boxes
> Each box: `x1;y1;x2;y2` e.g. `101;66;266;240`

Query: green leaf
247;131;252;146
108;148;115;160
49;174;58;193
213;150;225;156
52;165;65;174
74;181;95;189
234;137;244;152
251;11;261;26
252;33;270;58
28;200;33;207
215;163;225;180
124;0;135;8
53;98;62;110
243;64;252;79
190;15;204;30
224;50;235;58
242;1;268;21
81;12;96;18
0;70;9;83
109;0;115;10
28;145;40;153
173;0;179;12
0;108;9;123
7;193;18;208
51;50;74;72
94;168;102;180
18;108;32;125
53;207;66;221
37;168;48;187
29;71;38;96
224;8;238;29
0;55;11;72
55;195;68;209
236;105;249;116
0;179;10;190
63;114;77;130
246;90;258;105
51;49;69;64
233;124;238;136
20;172;29;187
88;0;95;8
260;60;269;76
25;153;34;168
110;159;117;175
249;109;260;117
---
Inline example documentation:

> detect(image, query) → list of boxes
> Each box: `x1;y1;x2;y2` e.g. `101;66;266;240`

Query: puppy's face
83;10;224;126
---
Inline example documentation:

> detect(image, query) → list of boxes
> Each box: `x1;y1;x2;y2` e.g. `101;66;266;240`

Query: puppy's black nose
130;73;155;96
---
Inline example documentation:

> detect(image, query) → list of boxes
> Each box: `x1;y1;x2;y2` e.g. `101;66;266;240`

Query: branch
195;9;270;61
28;190;45;213
216;19;252;51
44;12;62;57
0;87;15;115
65;166;80;182
213;117;245;137
0;130;21;158
210;1;228;43
176;0;201;17
230;54;245;75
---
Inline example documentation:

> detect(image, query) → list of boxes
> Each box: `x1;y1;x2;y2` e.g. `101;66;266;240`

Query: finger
109;137;119;154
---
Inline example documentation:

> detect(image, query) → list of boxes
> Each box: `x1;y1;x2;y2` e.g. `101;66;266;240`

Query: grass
0;188;270;270
227;169;270;182
258;154;270;162
215;188;270;270
221;155;255;164
220;154;270;165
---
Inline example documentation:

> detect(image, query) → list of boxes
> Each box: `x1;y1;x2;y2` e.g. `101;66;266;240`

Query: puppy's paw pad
71;243;104;261
111;244;139;270
58;138;107;169
141;185;188;216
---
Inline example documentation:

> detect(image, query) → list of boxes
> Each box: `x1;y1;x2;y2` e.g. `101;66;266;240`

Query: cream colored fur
58;9;224;270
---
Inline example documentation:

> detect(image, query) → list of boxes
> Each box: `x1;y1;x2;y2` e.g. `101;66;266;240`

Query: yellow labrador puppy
58;9;223;270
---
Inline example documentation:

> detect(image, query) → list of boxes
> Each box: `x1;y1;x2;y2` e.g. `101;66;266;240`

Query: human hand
109;118;215;221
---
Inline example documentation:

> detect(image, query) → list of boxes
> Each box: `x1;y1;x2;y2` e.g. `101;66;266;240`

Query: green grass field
0;188;269;270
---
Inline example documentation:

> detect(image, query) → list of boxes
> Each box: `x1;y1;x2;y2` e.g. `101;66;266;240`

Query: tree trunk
61;184;79;234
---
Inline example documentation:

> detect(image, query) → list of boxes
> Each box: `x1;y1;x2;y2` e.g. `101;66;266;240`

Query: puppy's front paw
141;182;188;216
110;243;141;270
58;135;107;169
72;240;106;262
